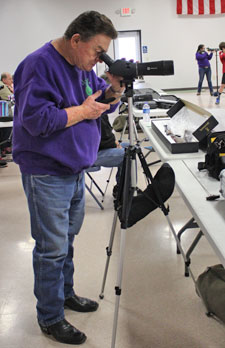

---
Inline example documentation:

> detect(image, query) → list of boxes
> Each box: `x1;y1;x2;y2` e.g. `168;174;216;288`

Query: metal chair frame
85;166;114;210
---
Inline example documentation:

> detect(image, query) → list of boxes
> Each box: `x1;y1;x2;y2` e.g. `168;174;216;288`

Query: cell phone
99;97;116;104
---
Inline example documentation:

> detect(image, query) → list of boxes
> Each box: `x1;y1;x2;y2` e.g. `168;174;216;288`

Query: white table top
133;106;168;118
169;158;225;267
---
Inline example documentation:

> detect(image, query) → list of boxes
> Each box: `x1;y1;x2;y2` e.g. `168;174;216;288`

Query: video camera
99;53;174;80
207;47;220;52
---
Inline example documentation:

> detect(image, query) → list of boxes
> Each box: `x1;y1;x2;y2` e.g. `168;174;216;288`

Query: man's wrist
109;85;124;95
65;105;85;127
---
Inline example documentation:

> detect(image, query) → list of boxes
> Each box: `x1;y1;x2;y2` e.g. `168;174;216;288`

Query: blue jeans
94;143;128;183
198;67;213;93
22;173;85;327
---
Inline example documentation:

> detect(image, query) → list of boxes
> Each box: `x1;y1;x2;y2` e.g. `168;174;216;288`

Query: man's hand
65;90;110;127
104;72;125;104
105;71;125;95
82;90;110;119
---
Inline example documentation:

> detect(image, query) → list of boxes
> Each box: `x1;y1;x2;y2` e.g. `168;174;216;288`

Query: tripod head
100;53;174;80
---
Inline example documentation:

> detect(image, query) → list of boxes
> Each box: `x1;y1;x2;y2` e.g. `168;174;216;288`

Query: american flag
177;0;225;15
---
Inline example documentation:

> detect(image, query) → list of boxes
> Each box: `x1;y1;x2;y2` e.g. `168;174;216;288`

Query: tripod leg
111;228;127;348
119;118;127;143
133;118;139;142
99;210;118;299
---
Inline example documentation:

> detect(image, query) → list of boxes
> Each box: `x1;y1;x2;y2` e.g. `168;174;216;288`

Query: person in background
196;44;214;96
0;72;14;168
215;42;225;105
93;73;127;192
13;11;124;345
1;72;14;94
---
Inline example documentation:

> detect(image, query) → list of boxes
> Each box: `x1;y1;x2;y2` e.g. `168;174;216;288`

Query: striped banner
177;0;225;14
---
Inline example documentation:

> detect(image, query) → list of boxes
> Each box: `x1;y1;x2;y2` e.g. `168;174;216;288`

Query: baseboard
163;86;219;92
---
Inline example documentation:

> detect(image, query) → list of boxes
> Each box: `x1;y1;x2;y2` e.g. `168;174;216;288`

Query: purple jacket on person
13;42;119;175
196;51;213;68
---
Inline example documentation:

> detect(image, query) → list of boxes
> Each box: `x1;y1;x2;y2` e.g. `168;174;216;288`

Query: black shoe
0;159;7;168
113;184;119;198
4;147;12;155
64;294;99;313
39;318;86;345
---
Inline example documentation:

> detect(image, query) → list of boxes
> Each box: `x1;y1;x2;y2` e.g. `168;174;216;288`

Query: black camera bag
198;131;225;180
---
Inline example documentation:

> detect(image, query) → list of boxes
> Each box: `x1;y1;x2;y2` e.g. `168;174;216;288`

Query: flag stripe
214;0;220;14
188;0;193;13
199;0;204;14
183;0;188;13
222;0;225;12
177;0;225;14
210;0;215;13
204;0;209;14
177;0;182;13
193;0;199;14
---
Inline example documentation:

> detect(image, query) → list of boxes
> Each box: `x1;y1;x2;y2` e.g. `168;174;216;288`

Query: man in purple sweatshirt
13;11;125;345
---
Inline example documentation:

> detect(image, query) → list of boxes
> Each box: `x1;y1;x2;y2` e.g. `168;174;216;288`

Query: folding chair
144;145;161;166
85;166;114;210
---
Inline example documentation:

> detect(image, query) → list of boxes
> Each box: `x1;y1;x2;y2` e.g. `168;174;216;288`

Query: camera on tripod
99;53;174;80
207;47;220;52
99;51;176;348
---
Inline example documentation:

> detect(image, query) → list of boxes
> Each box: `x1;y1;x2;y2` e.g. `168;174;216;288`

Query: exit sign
120;8;131;16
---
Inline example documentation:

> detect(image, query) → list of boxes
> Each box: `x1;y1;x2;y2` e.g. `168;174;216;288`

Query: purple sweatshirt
196;51;213;68
13;42;119;175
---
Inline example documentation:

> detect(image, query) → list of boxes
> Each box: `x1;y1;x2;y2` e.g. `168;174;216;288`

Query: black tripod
99;80;177;348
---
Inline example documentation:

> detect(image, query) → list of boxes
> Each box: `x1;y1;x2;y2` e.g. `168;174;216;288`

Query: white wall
1;0;225;90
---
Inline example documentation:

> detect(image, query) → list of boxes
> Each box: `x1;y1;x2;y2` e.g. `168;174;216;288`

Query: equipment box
151;118;199;153
151;99;218;154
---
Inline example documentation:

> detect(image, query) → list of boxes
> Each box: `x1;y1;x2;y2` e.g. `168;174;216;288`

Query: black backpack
196;264;225;324
198;132;225;180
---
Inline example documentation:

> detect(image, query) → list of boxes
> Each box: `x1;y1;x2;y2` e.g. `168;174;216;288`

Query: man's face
72;34;111;71
3;73;13;87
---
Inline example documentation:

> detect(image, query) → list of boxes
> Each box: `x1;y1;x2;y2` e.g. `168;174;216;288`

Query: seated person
93;111;127;185
0;72;14;116
0;72;14;167
0;72;14;96
91;73;127;192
